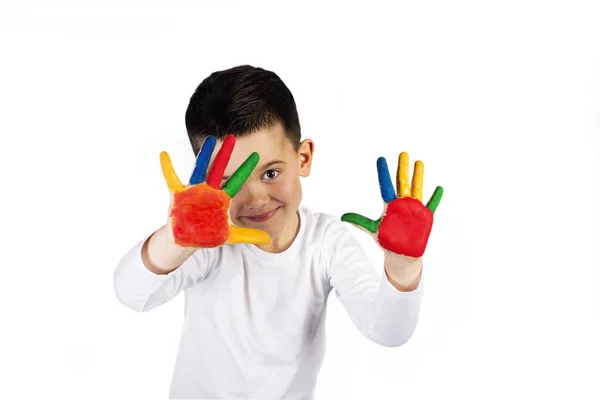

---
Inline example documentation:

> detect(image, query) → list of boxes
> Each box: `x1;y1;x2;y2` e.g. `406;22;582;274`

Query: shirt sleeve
325;220;424;347
113;235;218;312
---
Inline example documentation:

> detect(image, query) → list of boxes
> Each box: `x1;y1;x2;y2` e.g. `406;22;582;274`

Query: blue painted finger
189;136;217;185
377;157;397;203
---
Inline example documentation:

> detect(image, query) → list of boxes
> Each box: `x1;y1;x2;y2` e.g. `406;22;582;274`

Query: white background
1;1;599;399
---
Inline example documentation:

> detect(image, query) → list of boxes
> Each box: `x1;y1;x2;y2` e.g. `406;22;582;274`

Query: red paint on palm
170;184;231;247
377;197;434;258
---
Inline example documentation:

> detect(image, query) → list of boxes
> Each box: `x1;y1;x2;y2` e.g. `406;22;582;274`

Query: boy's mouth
244;207;280;223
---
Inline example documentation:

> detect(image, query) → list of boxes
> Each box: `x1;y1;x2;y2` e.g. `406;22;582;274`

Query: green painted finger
341;213;381;234
222;152;260;198
426;186;443;214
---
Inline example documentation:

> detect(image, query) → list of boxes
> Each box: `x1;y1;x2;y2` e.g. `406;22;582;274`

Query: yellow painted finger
160;151;186;193
397;152;411;197
227;225;271;245
411;160;424;202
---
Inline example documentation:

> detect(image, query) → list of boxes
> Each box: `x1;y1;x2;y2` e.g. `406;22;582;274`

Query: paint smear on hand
377;197;434;258
170;184;231;247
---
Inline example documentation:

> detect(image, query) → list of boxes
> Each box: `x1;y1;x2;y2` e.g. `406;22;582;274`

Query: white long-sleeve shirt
114;206;424;399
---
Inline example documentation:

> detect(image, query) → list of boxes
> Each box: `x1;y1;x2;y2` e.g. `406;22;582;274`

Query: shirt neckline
241;207;306;262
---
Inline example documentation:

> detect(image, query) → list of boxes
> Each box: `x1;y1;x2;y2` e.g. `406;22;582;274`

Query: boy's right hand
160;134;270;248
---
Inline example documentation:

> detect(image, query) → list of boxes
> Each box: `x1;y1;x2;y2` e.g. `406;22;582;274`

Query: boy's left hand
341;152;443;286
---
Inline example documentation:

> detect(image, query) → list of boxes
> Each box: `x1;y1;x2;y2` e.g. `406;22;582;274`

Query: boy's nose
241;184;270;210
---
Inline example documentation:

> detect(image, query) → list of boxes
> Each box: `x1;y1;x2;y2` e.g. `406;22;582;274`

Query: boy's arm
326;223;424;347
114;135;270;312
113;225;217;312
332;150;443;346
142;223;196;275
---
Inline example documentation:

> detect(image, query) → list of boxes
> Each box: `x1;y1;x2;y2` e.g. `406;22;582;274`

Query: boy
114;65;442;399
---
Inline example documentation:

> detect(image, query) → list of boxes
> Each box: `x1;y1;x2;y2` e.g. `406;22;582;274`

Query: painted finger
398;152;411;198
341;212;381;234
160;151;186;193
377;157;397;203
227;225;271;244
207;134;235;189
411;160;424;202
222;152;260;198
426;186;444;214
189;136;217;185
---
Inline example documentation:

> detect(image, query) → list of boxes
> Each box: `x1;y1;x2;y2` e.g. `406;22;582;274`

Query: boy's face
205;123;313;251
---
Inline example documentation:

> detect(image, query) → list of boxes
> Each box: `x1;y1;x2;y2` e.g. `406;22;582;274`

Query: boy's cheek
276;177;302;202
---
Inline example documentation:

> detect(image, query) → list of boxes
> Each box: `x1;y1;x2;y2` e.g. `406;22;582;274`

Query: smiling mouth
244;207;280;222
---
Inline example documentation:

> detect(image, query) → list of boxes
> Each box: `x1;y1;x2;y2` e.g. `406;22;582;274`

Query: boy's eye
262;170;279;180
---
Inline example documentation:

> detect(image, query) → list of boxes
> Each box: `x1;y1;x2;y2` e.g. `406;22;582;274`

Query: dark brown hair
185;65;301;155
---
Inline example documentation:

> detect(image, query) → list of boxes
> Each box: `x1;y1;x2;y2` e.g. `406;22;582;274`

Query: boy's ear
298;139;314;177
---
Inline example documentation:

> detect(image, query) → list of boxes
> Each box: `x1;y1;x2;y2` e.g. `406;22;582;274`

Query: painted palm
341;152;443;258
160;134;270;248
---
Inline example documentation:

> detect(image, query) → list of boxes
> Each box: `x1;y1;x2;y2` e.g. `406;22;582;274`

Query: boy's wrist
142;225;197;275
383;252;423;292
